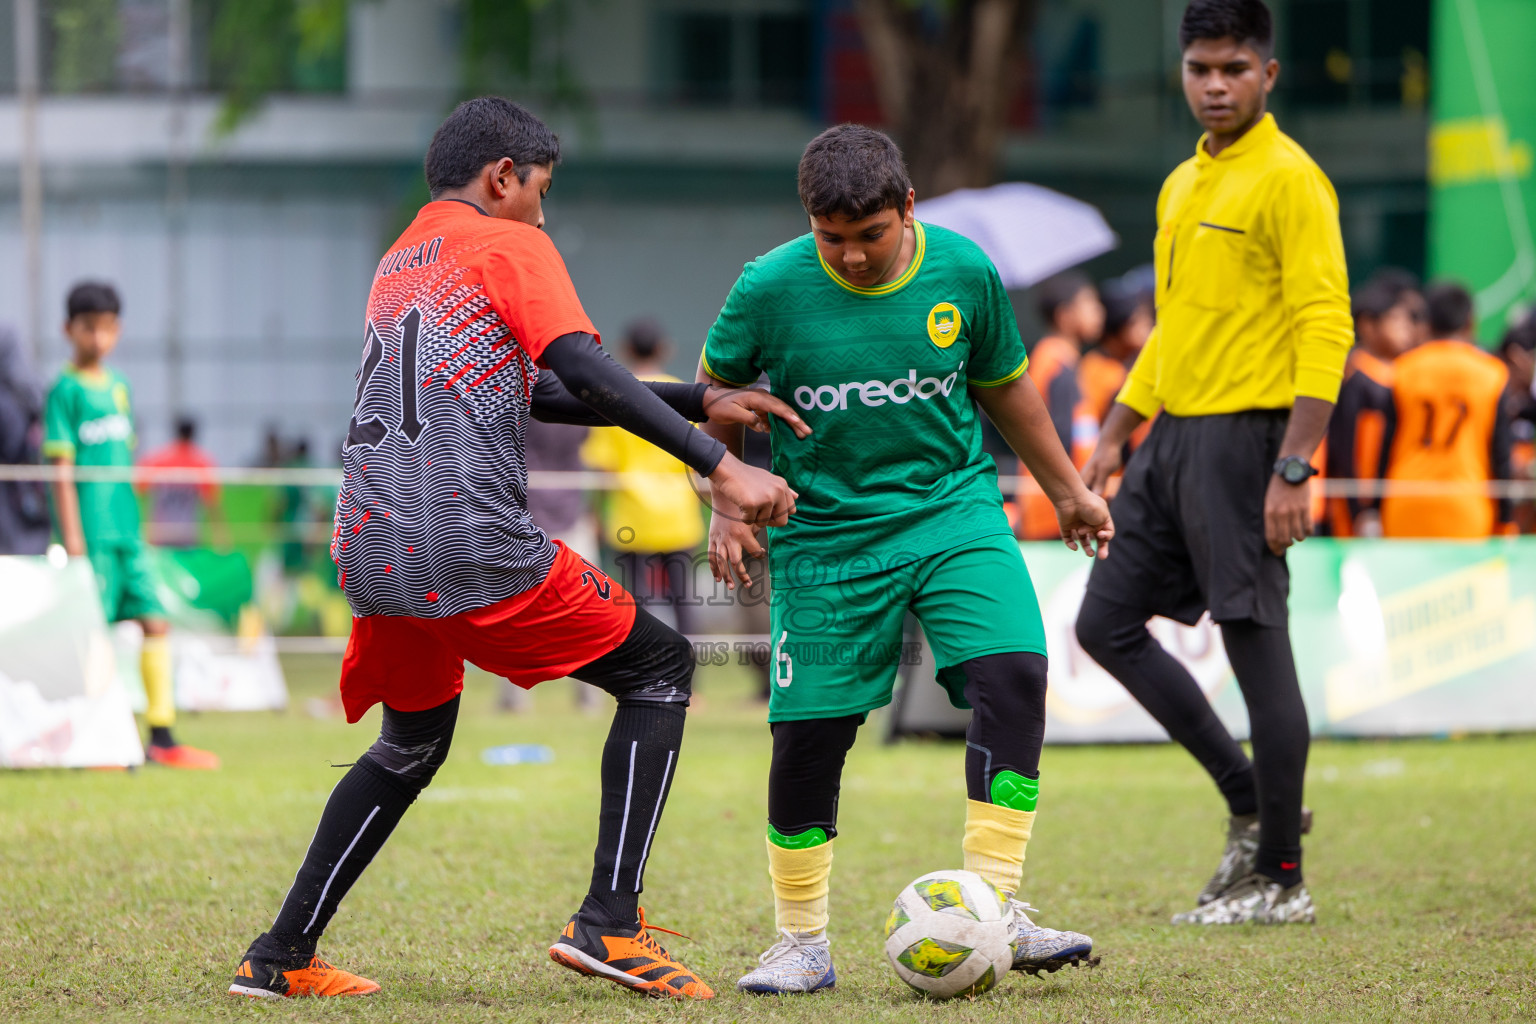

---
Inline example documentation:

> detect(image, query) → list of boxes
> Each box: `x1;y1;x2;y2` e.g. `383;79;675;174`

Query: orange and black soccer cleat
228;955;380;999
548;907;714;1000
146;743;221;770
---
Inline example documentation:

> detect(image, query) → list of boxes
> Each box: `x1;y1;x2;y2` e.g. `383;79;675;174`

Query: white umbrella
914;182;1119;290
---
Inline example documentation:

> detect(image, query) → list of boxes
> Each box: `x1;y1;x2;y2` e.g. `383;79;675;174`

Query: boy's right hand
1080;443;1123;496
707;453;796;528
702;385;813;439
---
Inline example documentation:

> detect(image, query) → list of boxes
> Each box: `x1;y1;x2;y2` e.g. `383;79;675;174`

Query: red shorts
338;541;636;723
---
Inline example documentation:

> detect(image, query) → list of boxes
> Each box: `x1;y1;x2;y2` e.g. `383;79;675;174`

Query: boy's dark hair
1036;271;1094;328
797;124;912;221
1100;279;1146;338
1352;268;1421;320
1425;281;1475;338
1500;315;1536;356
424;97;561;199
624;319;666;361
1179;0;1274;58
175;416;198;442
66;281;121;320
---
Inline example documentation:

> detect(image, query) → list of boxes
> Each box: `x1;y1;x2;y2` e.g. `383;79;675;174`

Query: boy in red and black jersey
227;98;804;1003
1325;270;1424;536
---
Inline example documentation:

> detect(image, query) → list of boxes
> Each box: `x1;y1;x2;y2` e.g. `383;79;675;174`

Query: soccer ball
883;869;1016;999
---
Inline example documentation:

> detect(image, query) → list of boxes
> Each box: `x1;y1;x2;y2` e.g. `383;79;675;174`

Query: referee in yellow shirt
1076;0;1351;926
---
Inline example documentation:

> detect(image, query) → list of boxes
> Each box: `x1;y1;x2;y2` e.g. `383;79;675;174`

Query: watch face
1283;461;1309;484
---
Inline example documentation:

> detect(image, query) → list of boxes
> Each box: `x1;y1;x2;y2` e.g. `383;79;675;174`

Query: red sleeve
480;227;599;363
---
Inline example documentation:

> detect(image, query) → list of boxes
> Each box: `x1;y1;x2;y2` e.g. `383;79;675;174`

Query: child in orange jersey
1380;282;1512;538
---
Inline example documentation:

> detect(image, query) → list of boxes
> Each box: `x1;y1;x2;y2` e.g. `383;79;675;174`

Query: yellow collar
1195;112;1278;165
818;222;926;296
66;364;113;388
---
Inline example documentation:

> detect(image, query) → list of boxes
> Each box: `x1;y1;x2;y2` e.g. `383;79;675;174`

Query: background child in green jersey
699;125;1113;995
44;282;219;770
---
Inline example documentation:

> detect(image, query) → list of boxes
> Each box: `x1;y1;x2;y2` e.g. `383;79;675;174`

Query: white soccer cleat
736;930;836;995
1009;901;1097;975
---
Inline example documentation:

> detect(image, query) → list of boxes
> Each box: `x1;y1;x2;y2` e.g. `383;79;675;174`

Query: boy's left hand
1055;491;1114;559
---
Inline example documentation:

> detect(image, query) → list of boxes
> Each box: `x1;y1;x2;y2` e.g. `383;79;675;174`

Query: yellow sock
963;799;1035;898
766;837;834;936
141;635;175;730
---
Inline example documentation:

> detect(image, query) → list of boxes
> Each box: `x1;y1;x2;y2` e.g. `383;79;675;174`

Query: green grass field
3;655;1533;1023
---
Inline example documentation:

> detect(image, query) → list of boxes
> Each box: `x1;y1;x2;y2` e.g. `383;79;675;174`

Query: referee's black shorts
1085;409;1290;628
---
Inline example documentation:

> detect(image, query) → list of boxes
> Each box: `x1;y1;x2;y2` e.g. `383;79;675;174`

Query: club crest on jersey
927;302;962;348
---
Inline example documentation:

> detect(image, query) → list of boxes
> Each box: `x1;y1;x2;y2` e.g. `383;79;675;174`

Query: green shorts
89;540;164;624
767;533;1046;722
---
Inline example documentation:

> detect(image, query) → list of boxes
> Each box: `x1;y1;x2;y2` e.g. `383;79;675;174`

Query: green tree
201;0;348;132
207;0;585;132
47;0;120;93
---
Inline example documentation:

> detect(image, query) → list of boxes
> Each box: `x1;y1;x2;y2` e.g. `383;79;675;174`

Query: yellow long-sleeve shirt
1118;114;1353;419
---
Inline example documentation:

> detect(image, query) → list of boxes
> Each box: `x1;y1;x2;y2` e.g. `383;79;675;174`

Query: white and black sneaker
1173;872;1316;925
1197;807;1313;906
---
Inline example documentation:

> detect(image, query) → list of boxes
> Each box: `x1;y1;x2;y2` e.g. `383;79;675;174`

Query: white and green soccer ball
884;869;1016;1000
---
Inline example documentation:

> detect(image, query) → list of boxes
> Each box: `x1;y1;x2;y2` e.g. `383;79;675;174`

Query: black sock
1076;593;1258;816
251;756;416;966
148;726;175;748
1222;620;1309;888
584;701;686;925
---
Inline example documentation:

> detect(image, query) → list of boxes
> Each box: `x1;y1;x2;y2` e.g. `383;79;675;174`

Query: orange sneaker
228;954;380;998
146;743;220;770
549;907;714;1000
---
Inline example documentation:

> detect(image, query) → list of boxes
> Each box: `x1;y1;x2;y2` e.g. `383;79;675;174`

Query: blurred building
0;0;1430;462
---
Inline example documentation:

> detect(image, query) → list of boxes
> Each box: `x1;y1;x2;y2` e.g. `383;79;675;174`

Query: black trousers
1077;411;1309;885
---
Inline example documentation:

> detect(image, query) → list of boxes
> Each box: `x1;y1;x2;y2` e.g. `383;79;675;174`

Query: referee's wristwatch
1273;456;1319;486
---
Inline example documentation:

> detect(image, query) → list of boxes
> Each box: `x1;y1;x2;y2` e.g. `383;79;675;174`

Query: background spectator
1326;270;1423;537
1017;271;1104;540
137;416;224;549
1381;282;1513;538
0;324;50;555
581;319;705;636
1498;314;1536;532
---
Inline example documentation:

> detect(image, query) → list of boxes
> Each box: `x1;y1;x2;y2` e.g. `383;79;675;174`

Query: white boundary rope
0;463;1532;499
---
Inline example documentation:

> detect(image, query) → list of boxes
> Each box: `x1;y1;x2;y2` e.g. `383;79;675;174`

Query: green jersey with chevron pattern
703;222;1027;587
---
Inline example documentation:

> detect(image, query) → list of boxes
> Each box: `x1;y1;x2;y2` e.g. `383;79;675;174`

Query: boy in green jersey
44;282;219;769
700;125;1114;994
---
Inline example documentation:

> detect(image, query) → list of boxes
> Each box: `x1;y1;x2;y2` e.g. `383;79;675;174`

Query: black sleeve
536;332;726;476
530;371;709;426
1491;404;1514;524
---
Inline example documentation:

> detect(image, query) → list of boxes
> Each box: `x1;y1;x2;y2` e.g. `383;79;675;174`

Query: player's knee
611;629;695;707
359;698;459;795
960;651;1047;718
661;628;696;696
1075;594;1137;661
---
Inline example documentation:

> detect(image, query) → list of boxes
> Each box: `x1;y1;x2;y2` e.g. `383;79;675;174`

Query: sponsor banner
111;546;288;713
113;625;290;714
0;557;143;768
891;539;1536;742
